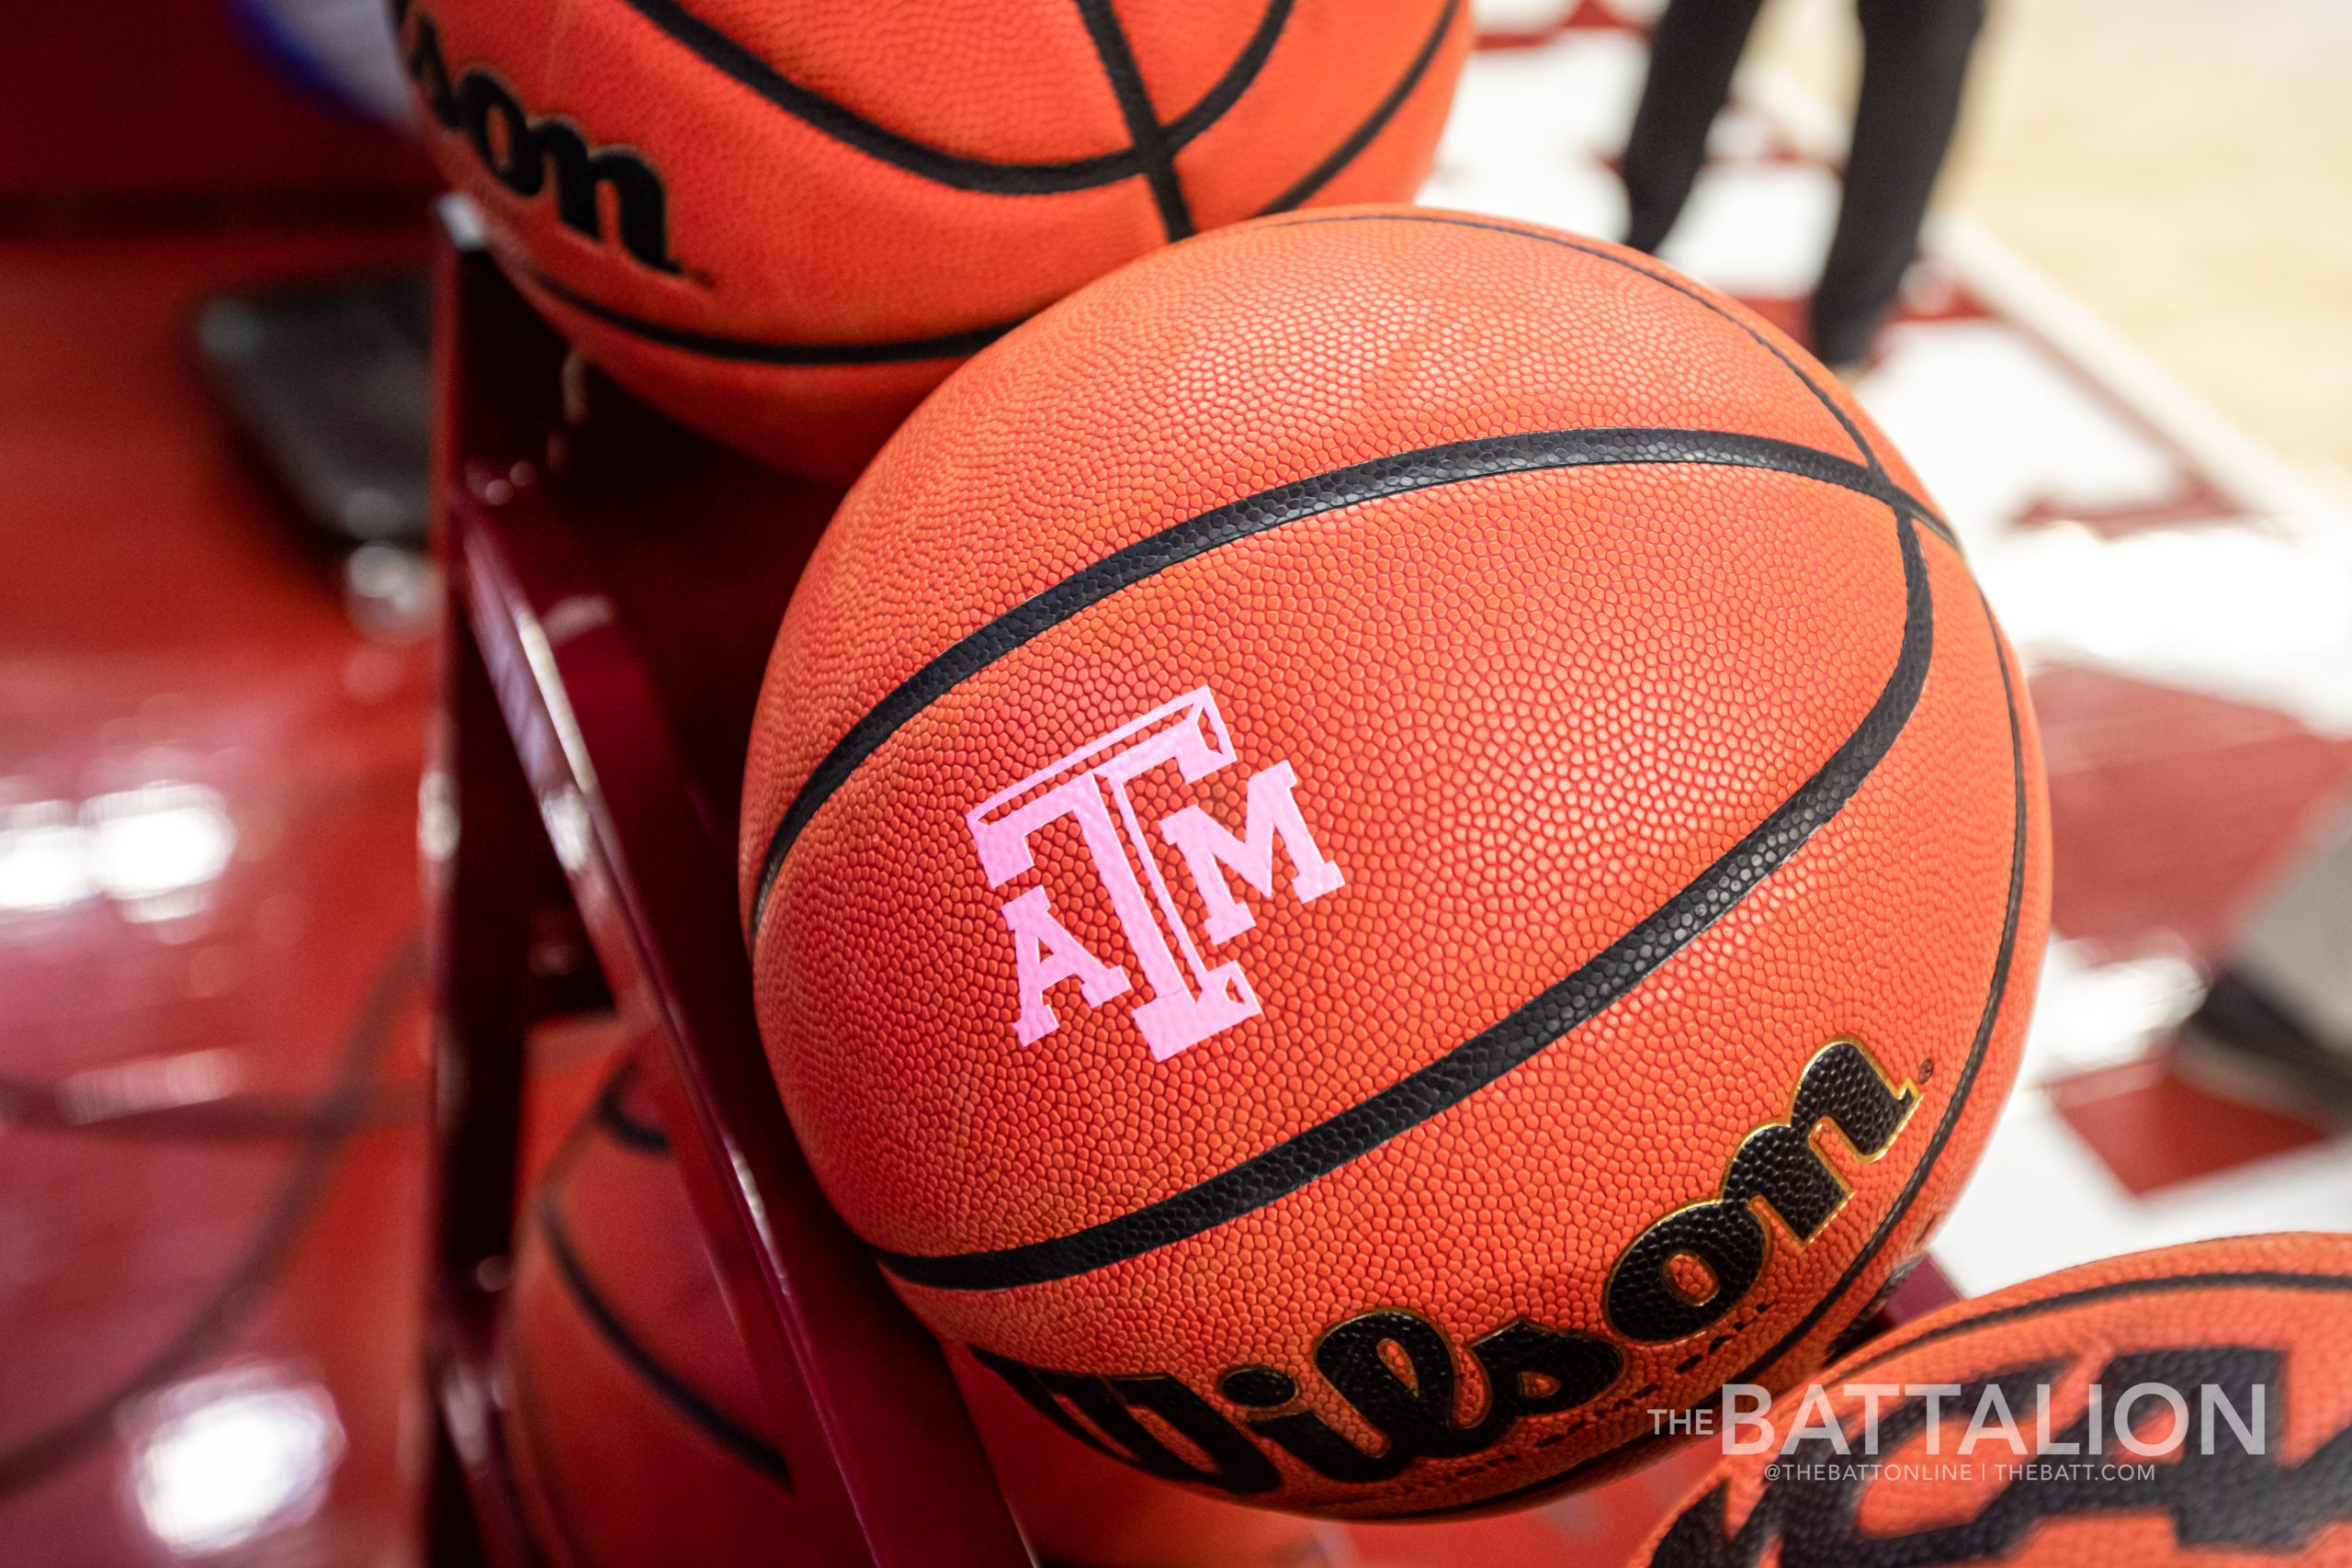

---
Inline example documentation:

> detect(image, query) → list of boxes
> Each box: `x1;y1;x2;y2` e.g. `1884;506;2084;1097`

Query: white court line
1738;61;2348;532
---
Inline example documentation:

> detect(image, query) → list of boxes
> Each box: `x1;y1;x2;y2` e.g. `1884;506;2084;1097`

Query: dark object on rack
196;268;432;549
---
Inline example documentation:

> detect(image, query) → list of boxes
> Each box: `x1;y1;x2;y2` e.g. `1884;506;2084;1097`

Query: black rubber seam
615;0;1287;194
1845;1268;2352;1376
1718;581;2030;1388
868;510;1933;1292
749;423;1944;935
537;1196;794;1486
1074;0;1194;239
1256;0;1461;215
507;1340;603;1568
523;263;1022;367
1404;572;2030;1520
593;1060;672;1154
1258;209;1896;486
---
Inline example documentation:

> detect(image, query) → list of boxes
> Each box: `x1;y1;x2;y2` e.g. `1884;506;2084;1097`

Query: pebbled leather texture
739;208;2052;1515
1640;1234;2352;1568
501;1046;1334;1568
394;0;1468;479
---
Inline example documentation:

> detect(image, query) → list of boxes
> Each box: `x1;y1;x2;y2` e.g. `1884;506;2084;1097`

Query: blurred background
2;0;2348;1562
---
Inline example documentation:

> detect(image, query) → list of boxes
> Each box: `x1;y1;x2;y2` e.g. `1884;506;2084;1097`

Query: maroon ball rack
413;203;1962;1568
417;209;1034;1568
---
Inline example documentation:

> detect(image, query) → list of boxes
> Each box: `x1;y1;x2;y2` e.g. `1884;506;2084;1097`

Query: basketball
1641;1233;2352;1565
502;1059;800;1568
503;1051;1331;1568
737;207;2050;1517
390;0;1468;479
23;0;2352;1562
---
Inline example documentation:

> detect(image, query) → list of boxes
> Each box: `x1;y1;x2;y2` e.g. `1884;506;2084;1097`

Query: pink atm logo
965;688;1345;1061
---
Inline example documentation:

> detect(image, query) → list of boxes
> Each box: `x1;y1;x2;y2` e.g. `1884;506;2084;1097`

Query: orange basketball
739;208;2051;1515
502;1050;1330;1568
391;0;1467;480
1640;1233;2352;1566
502;1058;803;1568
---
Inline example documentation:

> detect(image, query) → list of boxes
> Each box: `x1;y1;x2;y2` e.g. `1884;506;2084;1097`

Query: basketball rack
417;210;1034;1568
415;206;1960;1568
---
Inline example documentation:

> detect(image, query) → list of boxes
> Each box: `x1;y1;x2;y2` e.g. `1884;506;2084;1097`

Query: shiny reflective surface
0;217;437;1568
6;3;2352;1564
130;1366;346;1555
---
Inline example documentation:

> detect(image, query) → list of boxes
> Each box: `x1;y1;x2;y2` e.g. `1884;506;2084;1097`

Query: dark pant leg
1812;0;1988;364
1620;0;1772;254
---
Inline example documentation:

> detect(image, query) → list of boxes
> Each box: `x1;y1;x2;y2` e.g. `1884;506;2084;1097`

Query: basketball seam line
594;1061;673;1154
504;0;1478;364
1259;209;1893;484
1074;0;1195;240
506;1337;609;1568
613;0;1289;194
748;423;1945;936
537;1192;796;1486
465;1354;552;1568
1255;0;1462;216
520;262;1025;366
864;508;1934;1292
1722;581;2030;1386
1845;1268;2352;1375
1417;568;2032;1517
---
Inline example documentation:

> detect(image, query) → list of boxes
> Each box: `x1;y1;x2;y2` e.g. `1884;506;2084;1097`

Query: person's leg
1812;0;1988;365
1621;0;1772;254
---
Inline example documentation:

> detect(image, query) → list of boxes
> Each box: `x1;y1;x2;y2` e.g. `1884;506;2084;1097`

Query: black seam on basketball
594;1061;672;1155
496;1435;562;1568
537;1197;794;1486
1408;570;2033;1520
1158;0;1294;153
522;263;1023;366
1074;0;1194;240
1370;567;2022;1520
1260;210;1896;486
865;510;1932;1292
614;0;1287;194
1722;580;2028;1384
1255;0;1460;215
507;1326;607;1568
1844;1268;2352;1375
749;424;1943;935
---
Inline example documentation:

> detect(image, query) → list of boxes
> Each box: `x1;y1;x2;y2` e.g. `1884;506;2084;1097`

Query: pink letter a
1001;886;1130;1045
